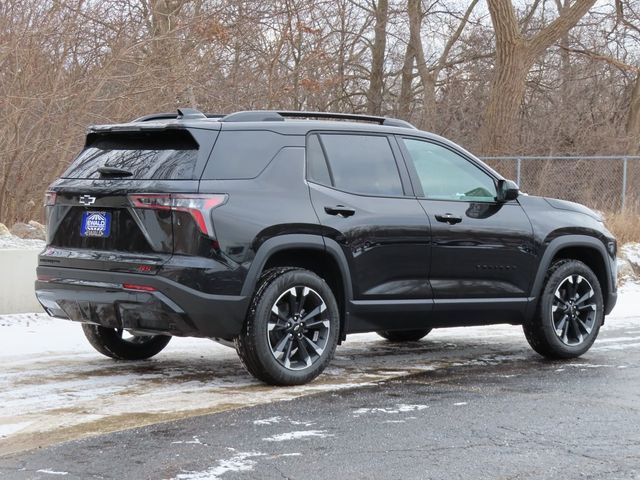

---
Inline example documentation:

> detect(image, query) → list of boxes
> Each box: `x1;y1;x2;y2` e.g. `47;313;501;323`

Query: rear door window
308;133;403;196
62;131;200;180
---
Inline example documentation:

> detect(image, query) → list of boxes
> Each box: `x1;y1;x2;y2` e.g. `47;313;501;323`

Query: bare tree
367;0;388;115
480;0;596;154
399;0;479;130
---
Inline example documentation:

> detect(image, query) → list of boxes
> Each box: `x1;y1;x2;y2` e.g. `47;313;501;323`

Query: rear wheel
376;329;432;342
81;324;171;360
523;259;604;359
235;268;340;386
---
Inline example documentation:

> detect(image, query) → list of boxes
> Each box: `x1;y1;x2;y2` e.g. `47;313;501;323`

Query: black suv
36;109;618;385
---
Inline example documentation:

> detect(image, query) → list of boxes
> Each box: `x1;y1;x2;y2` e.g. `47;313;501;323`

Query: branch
520;0;542;30
528;0;596;57
615;0;640;34
560;46;639;73
434;0;480;74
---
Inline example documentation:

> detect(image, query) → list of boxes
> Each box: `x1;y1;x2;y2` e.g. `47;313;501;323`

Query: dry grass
605;210;640;245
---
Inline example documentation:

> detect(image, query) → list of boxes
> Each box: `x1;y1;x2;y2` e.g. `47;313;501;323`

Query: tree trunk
398;44;415;119
626;73;640;155
402;0;477;131
481;0;596;154
367;0;388;115
481;40;529;154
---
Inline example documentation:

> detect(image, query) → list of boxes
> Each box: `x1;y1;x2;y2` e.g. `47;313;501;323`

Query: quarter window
307;133;403;196
402;138;497;202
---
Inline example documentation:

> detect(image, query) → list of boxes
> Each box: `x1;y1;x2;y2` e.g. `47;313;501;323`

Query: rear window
62;131;200;180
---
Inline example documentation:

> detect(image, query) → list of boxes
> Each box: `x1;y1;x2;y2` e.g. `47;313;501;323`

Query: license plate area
80;211;111;238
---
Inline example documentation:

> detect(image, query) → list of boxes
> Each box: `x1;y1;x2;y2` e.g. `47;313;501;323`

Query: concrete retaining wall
0;249;43;314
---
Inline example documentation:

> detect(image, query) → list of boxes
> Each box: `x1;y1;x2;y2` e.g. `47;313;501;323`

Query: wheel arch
241;235;353;340
528;235;614;317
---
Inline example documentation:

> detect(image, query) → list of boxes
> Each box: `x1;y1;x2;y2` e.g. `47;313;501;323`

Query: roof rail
132;108;224;122
220;110;416;129
280;111;416;129
220;111;285;123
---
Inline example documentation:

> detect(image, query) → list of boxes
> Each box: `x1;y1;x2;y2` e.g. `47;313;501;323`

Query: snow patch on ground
0;421;32;438
0;285;638;454
173;451;266;480
172;436;206;445
352;404;428;417
262;430;333;442
253;417;281;426
36;469;68;476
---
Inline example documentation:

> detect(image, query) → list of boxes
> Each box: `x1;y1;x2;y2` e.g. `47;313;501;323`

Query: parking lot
0;284;638;479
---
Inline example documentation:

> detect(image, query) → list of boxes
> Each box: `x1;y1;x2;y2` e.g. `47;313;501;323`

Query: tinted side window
306;134;332;185
318;134;403;196
402;138;497;202
202;130;285;179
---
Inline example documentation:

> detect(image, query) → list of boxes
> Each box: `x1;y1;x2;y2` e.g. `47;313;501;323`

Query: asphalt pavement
2;313;639;480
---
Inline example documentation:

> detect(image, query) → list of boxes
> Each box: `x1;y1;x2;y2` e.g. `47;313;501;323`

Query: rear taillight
44;191;57;206
122;283;157;292
128;193;227;237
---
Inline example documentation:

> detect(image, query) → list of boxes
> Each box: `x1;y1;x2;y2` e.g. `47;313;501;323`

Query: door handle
324;205;356;217
435;213;462;225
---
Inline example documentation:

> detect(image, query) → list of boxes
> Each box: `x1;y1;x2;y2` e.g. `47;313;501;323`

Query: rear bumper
35;266;249;339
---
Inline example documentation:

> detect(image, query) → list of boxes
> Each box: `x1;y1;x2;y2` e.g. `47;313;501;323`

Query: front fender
527;234;616;318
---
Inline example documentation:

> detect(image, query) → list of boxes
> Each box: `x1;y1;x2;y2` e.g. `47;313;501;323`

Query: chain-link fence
481;156;640;213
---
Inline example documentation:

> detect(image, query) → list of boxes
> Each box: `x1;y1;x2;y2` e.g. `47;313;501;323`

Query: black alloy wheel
235;268;340;386
551;274;598;346
523;259;603;359
268;286;331;370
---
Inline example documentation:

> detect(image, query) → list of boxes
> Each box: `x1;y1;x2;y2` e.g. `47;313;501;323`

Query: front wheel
235;268;340;386
81;324;171;360
523;259;604;359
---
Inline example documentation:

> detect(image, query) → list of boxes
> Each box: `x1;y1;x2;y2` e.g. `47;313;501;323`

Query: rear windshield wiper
97;167;134;178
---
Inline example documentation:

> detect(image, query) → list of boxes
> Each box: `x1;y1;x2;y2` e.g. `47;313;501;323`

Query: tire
81;324;171;360
234;267;340;386
523;259;604;359
376;329;432;342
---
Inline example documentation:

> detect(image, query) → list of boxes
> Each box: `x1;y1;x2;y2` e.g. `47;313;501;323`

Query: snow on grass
262;430;333;442
173;451;266;480
621;243;640;267
0;235;45;250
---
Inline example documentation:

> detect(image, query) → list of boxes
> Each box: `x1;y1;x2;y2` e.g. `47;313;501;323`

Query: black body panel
309;183;431;300
36;112;618;341
420;200;536;299
36;266;248;339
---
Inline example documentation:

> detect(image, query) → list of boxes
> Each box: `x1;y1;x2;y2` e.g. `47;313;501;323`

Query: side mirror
496;179;519;202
